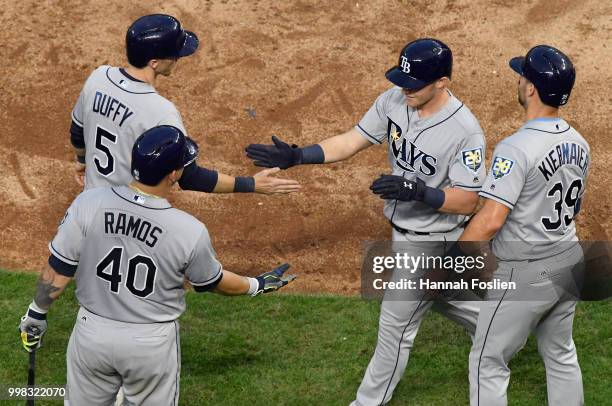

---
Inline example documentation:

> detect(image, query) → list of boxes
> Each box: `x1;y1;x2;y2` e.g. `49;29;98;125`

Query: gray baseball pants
65;306;181;406
469;244;584;406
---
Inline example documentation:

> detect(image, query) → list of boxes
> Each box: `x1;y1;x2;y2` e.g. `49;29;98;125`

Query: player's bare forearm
212;173;238;193
459;199;510;241
33;265;72;311
438;188;479;215
212;270;251;295
319;128;372;163
212;171;301;194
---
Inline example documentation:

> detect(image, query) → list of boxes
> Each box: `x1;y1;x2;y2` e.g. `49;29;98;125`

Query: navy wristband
300;144;325;164
234;176;255;193
27;307;47;320
421;186;445;209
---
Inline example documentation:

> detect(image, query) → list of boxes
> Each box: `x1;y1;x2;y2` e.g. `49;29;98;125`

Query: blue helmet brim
509;56;525;75
385;66;429;90
178;31;199;58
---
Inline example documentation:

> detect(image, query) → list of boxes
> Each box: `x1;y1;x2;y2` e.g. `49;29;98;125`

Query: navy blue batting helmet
509;45;576;107
126;14;199;68
131;125;198;186
386;38;453;90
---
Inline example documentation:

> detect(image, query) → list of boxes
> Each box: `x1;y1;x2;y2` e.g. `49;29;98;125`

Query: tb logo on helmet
400;56;411;73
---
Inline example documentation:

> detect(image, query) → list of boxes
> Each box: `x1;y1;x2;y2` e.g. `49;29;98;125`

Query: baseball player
71;14;300;194
246;38;486;405
19;125;295;405
453;45;588;405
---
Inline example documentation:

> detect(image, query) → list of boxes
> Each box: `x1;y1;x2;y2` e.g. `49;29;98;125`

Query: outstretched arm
178;162;301;194
207;264;296;296
245;128;372;169
318;128;373;163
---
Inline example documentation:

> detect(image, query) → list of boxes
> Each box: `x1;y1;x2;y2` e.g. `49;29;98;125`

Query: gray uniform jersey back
49;186;222;323
480;118;590;260
356;88;486;232
71;66;188;189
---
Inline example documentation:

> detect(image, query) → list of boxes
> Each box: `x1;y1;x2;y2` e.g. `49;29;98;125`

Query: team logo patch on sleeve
461;147;483;173
492;156;514;180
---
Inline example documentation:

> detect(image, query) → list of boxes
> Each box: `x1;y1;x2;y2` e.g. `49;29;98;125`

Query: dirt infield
1;0;610;294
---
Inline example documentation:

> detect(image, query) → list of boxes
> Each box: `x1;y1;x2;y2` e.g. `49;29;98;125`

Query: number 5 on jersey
96;247;157;297
94;126;117;176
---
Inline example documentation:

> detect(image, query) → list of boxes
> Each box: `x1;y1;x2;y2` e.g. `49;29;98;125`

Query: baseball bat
26;350;35;406
26;326;39;406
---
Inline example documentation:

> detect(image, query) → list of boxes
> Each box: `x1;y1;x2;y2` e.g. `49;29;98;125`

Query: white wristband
246;277;260;296
30;300;48;314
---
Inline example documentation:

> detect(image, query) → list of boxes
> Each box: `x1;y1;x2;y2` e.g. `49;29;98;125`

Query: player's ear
148;59;159;70
437;77;450;89
527;81;537;98
168;168;183;185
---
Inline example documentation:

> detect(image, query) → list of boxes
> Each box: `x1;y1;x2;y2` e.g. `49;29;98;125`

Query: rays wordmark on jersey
387;119;437;175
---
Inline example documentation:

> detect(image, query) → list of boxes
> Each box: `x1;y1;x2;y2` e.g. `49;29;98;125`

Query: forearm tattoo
34;272;62;310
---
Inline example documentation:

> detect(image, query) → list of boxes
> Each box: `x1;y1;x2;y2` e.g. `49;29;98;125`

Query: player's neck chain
128;184;162;199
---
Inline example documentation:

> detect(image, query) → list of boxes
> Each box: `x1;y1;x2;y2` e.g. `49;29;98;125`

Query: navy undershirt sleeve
178;162;219;193
70;121;85;149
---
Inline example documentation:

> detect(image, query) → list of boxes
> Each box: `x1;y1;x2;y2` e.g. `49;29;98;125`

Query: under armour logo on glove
370;174;425;202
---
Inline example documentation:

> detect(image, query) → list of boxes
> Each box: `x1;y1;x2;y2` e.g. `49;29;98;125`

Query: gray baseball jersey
49;185;222;323
479;118;590;260
355;87;486;232
72;66;188;189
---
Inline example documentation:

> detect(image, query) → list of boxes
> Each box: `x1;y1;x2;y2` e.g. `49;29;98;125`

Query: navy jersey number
541;178;583;231
94;126;117;176
96;247;157;297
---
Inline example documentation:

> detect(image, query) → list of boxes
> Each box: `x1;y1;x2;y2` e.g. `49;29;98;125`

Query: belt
390;221;431;235
390;220;468;236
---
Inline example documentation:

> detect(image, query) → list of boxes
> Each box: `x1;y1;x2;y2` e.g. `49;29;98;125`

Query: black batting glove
370;174;426;202
245;136;303;169
254;263;296;295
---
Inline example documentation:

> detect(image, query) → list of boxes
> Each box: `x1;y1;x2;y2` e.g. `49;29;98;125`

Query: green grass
0;270;609;405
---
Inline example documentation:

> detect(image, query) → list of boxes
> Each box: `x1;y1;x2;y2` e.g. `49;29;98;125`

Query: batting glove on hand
19;307;47;353
254;263;296;295
245;136;303;169
370;175;425;202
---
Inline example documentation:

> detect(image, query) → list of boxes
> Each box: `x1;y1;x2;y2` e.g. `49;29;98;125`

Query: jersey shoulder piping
414;102;464;143
522;126;571;135
105;67;156;95
479;190;515;208
111;188;172;210
357;124;383;144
